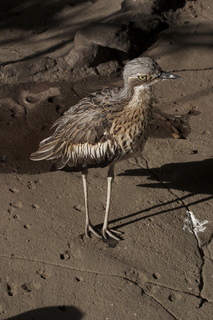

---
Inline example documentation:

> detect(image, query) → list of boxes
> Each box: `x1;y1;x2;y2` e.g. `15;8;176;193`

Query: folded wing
30;95;120;169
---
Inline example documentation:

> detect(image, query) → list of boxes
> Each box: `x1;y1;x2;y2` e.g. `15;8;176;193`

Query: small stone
152;272;161;280
172;132;181;139
75;276;83;282
73;205;84;212
28;181;36;189
31;204;39;209
168;293;175;301
13;214;20;219
8;208;15;214
10;201;23;208
191;150;198;154
203;129;210;135
6;283;17;296
159;199;165;203
60;251;70;260
25;96;37;103
147;200;154;205
24;224;31;229
9;188;19;193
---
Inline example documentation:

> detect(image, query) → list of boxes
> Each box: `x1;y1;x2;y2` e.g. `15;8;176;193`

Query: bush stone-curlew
30;57;181;241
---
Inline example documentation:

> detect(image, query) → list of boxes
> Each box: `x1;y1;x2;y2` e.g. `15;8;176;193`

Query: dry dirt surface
0;0;213;319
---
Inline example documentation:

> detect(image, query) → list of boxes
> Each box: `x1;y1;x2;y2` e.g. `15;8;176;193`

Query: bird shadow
121;158;213;195
5;305;83;320
109;158;213;230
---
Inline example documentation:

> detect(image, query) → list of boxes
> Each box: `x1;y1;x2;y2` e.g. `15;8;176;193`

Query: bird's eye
138;75;147;81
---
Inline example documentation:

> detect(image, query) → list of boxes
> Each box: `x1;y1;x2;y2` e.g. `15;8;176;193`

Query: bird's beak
160;72;182;80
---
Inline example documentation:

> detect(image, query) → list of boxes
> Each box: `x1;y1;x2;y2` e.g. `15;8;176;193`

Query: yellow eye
138;75;147;81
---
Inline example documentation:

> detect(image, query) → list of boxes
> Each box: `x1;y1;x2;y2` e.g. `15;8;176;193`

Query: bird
30;57;181;241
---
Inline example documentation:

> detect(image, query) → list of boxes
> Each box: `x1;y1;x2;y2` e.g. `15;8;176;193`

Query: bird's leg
102;165;122;241
82;170;101;238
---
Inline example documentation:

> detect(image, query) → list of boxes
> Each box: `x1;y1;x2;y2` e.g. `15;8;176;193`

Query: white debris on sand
183;210;209;236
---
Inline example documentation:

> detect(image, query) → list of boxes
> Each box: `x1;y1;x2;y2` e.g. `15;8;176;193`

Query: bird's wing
30;90;122;169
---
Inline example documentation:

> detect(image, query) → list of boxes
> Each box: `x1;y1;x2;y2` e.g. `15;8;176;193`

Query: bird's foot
85;223;102;239
102;227;122;241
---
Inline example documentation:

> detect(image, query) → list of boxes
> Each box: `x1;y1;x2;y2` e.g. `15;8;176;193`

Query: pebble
60;251;70;260
31;204;39;209
6;283;17;296
152;272;161;280
73;205;84;212
10;201;23;208
172;132;180;139
13;214;20;219
24;224;31;229
191;150;198;154
9;188;19;193
147;200;154;205
203;129;210;135
75;276;84;282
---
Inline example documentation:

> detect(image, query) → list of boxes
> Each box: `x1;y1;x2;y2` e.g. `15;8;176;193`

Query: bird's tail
30;136;57;161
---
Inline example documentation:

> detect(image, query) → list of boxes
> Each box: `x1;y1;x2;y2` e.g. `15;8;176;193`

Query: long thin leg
82;170;101;238
102;165;122;241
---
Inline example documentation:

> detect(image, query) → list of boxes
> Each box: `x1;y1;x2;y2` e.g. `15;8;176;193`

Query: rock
96;60;120;75
65;23;130;69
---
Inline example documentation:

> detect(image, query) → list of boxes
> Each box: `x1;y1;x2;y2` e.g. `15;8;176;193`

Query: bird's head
123;57;181;89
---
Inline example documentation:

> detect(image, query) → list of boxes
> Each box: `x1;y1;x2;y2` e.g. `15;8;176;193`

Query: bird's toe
102;227;122;241
85;224;102;239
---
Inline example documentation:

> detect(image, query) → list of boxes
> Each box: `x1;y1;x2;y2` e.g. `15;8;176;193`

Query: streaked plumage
31;57;181;241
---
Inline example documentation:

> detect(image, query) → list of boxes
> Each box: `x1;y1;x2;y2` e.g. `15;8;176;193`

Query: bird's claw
85;223;102;239
85;223;122;241
102;227;122;241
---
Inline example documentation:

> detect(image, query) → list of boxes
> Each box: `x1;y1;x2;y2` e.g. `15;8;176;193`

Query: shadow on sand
106;158;213;229
6;305;84;320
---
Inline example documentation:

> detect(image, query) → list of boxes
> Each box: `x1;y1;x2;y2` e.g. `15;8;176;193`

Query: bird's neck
119;84;152;109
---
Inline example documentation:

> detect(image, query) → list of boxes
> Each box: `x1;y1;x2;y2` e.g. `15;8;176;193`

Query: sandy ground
0;0;213;319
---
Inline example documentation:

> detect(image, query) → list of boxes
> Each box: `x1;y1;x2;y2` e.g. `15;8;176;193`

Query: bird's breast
110;104;152;161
